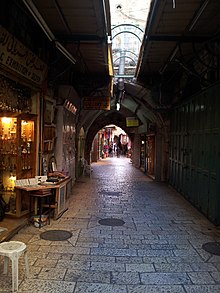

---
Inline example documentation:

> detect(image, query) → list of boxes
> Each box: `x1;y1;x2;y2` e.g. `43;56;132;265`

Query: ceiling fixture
22;0;76;64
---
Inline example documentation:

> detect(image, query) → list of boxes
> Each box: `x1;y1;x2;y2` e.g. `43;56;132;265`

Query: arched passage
78;81;169;181
90;124;132;161
84;111;131;161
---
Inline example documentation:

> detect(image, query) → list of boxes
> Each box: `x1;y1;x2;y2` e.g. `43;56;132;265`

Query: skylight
110;0;151;79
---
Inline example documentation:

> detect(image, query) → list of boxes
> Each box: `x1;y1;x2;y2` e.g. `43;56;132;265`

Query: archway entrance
91;125;131;162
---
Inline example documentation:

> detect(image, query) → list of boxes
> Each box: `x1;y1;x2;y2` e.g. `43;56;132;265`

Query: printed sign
0;26;47;86
83;97;110;110
126;117;139;127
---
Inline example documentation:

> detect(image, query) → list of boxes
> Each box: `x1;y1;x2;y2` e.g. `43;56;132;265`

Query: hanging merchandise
0;75;32;114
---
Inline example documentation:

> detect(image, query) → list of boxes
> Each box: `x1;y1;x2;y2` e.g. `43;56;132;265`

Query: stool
0;241;29;292
29;190;53;228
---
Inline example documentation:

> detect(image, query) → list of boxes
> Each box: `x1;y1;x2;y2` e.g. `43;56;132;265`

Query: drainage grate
98;218;125;226
40;230;72;241
202;242;220;255
102;191;121;197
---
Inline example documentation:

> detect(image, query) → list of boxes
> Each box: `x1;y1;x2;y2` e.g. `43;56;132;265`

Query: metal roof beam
148;35;211;43
57;35;107;43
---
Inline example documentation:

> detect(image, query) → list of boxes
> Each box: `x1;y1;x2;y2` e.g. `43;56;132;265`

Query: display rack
0;114;37;217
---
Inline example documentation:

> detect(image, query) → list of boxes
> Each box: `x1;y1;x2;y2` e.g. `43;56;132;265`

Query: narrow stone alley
1;157;220;293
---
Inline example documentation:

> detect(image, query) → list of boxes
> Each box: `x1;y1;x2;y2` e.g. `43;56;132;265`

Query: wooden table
15;177;72;219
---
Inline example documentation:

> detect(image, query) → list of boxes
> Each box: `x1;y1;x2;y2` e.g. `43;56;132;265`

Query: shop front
0;26;47;221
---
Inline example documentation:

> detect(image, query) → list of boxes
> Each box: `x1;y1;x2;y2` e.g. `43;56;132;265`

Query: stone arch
84;111;133;163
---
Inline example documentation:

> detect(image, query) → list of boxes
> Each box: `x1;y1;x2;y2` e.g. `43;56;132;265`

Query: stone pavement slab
1;157;220;292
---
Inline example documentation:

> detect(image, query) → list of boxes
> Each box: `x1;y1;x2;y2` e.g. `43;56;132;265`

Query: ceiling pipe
189;0;210;31
22;0;76;64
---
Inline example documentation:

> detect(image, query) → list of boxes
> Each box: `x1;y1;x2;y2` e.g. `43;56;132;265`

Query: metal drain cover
98;218;125;226
202;242;220;255
40;230;72;241
102;191;121;196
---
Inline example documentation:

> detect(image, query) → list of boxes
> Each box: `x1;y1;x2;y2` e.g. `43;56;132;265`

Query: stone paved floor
1;157;220;292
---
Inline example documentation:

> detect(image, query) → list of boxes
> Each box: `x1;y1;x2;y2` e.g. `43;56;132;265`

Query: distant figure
109;145;113;157
113;142;117;153
116;146;120;157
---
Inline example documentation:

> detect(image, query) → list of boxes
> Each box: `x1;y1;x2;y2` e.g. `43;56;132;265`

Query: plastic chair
0;241;29;292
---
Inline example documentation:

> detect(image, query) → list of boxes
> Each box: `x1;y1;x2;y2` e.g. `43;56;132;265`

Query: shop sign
83;97;110;110
126;117;139;127
64;100;77;114
0;26;47;86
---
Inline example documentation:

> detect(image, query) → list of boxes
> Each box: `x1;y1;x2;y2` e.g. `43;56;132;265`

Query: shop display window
0;114;36;216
